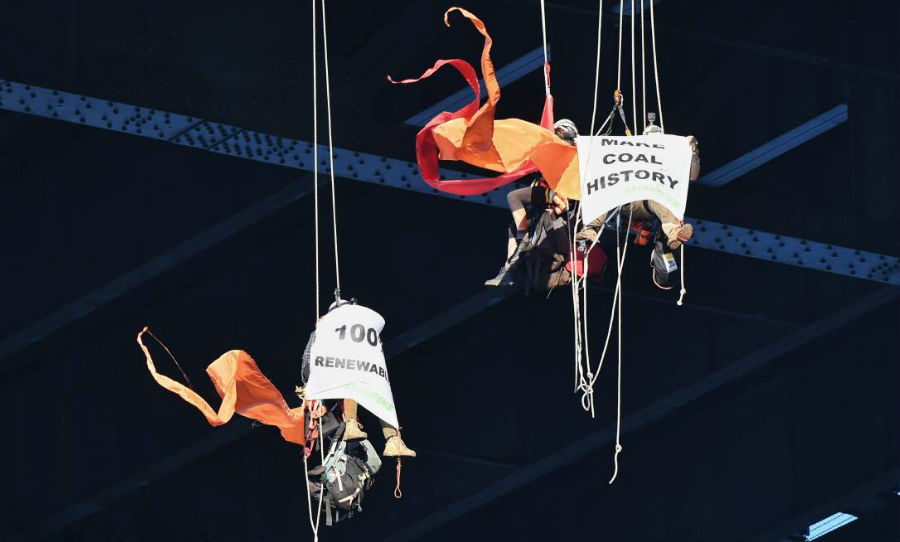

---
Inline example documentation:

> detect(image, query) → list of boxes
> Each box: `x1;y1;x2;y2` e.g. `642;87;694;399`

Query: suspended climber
485;118;582;288
135;0;413;535
300;299;415;458
576;124;701;250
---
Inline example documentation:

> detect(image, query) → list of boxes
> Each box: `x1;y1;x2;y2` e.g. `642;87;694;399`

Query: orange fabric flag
137;327;306;446
389;7;581;200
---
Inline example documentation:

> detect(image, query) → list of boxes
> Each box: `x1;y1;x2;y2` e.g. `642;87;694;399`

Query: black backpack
306;418;382;525
513;209;574;294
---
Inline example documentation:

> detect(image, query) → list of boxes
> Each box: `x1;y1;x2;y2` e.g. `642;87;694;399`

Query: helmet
328;298;356;312
642;112;663;135
553;118;578;143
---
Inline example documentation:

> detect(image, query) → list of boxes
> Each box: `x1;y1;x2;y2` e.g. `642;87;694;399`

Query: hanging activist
388;7;606;294
134;0;414;537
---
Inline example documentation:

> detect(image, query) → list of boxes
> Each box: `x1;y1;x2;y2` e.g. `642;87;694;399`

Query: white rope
577;222;607;417
649;0;665;132
570;209;588;396
608;261;624;484
593;112;613;136
677;243;687;305
302;403;326;541
303;450;324;541
570;0;603;406
616;0;624;91
539;0;551;95
586;205;632;392
321;0;341;291
587;0;604;139
630;0;637;136
639;0;647;132
311;0;320;318
578;0;604;203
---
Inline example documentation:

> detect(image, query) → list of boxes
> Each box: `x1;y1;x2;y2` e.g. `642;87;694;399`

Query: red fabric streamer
389;8;579;199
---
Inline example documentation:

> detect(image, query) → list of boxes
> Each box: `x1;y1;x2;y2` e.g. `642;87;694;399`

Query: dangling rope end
608;443;623;484
676;244;686;306
394;458;403;499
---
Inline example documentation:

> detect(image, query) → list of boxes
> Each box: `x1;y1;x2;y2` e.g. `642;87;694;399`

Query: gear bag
651;241;680;290
307;421;382;525
514;210;574;293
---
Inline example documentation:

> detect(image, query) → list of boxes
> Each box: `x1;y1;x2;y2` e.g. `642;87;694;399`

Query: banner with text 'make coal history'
576;134;692;224
304;304;399;428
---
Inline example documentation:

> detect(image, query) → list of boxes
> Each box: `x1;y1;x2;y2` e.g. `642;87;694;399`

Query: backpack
514;210;575;294
307;421;382;525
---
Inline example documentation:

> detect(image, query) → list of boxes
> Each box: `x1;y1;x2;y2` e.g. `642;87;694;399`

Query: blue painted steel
404;46;550;127
699;104;848;187
804;512;858;541
1;78;896;284
692;219;899;284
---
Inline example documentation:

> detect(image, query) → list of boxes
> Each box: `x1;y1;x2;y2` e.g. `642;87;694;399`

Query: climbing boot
576;217;604;243
382;428;416;457
342;417;367;441
666;222;693;250
484;263;515;287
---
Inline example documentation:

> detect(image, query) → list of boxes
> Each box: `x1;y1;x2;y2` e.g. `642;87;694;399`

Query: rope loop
394;458;403;499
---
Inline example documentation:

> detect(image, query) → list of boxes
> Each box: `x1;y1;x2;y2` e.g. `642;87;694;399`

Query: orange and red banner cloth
137;328;310;447
388;7;581;201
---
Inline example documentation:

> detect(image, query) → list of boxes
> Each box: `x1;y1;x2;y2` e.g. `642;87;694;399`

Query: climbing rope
587;0;604;139
585;205;633;396
630;0;637;137
394;458;403;499
639;0;647;131
305;0;345;534
649;0;665;131
616;0;624;91
302;418;326;542
539;0;551;96
677;244;687;305
320;0;341;294
311;0;320;318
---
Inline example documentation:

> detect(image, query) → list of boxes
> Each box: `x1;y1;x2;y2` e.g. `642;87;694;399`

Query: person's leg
486;187;533;287
507;186;531;233
506;227;519;261
342;399;367;440
381;419;416;457
576;209;612;242
645;200;693;249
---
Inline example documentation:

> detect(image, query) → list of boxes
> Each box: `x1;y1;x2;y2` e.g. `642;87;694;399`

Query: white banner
304;304;399;428
576;134;692;224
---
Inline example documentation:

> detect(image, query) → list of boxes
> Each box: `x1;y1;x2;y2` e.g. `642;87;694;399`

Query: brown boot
382;427;416;457
667;222;694;250
343;416;367;441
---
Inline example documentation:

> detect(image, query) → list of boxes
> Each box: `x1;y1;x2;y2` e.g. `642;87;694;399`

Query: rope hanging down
321;0;341;296
306;0;342;534
311;0;320;318
574;0;677;484
312;0;342;317
539;0;551;96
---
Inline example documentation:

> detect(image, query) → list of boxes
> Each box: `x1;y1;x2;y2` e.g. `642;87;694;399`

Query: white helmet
642;112;663;135
553;118;578;143
328;298;355;312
